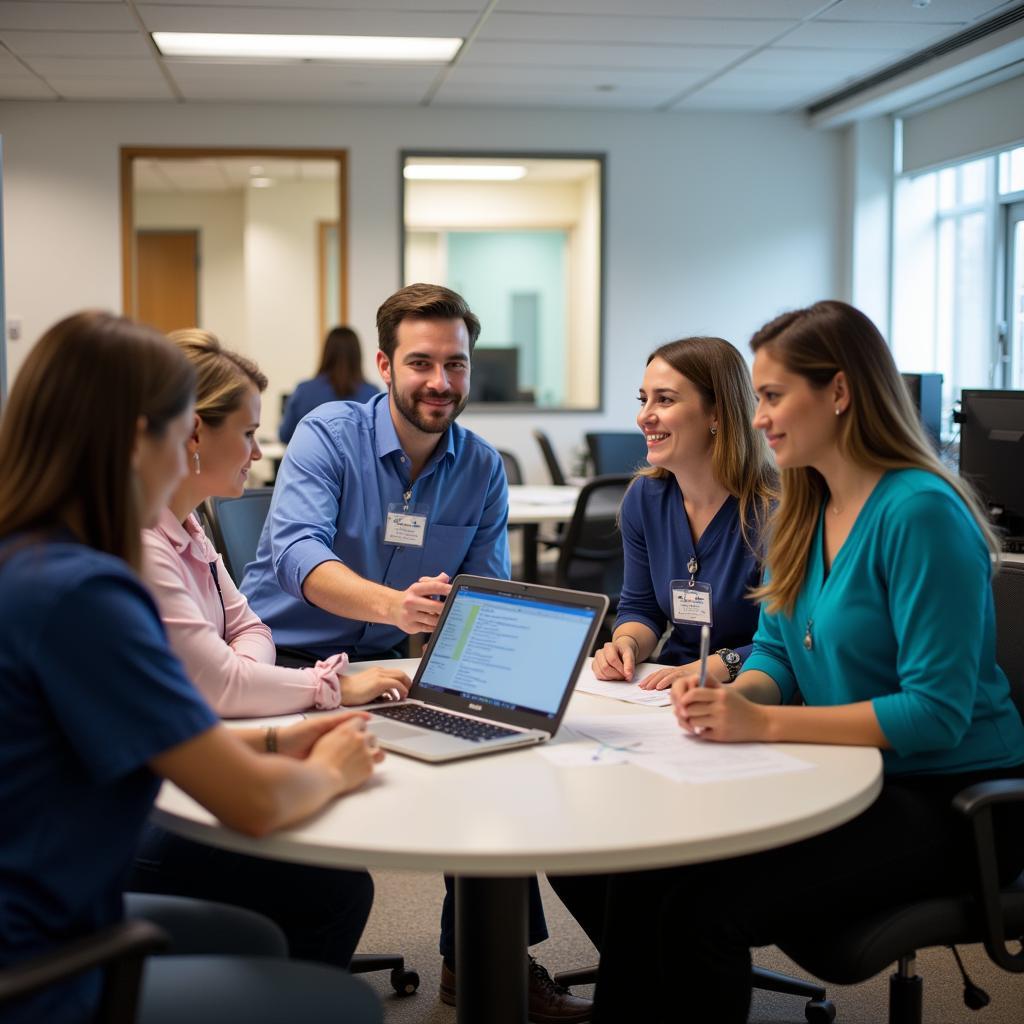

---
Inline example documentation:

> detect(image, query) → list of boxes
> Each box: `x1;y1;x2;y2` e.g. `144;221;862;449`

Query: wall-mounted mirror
402;152;603;412
121;147;347;434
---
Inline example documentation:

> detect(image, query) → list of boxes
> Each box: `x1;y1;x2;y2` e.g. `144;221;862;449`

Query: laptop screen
417;584;598;718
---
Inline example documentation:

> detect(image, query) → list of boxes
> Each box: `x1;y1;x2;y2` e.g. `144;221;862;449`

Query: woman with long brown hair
279;325;379;442
588;301;1024;1023
0;312;382;1024
591;336;776;688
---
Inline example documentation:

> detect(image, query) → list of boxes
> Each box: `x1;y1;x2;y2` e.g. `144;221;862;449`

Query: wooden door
135;230;199;334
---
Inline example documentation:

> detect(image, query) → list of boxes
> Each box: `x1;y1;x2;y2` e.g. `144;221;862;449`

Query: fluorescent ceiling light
404;165;527;181
250;177;274;188
153;32;461;63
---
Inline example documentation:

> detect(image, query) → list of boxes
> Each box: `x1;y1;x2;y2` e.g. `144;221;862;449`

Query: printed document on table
575;663;673;707
562;713;813;783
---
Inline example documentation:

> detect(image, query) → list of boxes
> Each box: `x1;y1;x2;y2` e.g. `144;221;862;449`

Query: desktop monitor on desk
958;389;1024;545
469;347;533;404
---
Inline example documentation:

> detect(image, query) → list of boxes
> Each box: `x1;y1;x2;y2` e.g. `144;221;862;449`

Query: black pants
550;767;1024;1024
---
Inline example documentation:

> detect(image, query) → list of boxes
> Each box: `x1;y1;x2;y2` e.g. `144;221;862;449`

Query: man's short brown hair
376;283;481;360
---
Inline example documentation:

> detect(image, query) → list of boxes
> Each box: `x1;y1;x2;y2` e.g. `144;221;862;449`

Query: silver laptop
368;575;608;763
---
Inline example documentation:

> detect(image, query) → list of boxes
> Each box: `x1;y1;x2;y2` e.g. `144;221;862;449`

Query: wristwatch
715;648;742;682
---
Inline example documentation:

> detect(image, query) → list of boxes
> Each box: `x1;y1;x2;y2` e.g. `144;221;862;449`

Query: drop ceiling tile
0;30;150;57
167;60;439;87
481;13;792;48
138;4;475;38
676;89;800;111
816;0;1007;23
495;0;825;17
26;56;163;78
432;84;671;109
747;45;906;76
146;0;485;8
45;75;175;98
783;19;968;50
446;63;708;90
0;2;137;31
462;40;749;71
0;69;54;98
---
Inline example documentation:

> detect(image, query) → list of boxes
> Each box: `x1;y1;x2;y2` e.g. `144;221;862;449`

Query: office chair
498;449;524;486
777;561;1024;1024
200;489;421;996
584;431;648;476
0;919;168;1024
533;429;568;486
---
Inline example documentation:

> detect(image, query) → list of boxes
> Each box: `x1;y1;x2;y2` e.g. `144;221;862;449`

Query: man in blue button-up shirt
242;284;510;661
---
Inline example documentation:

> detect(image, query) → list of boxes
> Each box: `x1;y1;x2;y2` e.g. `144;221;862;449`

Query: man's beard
391;383;468;435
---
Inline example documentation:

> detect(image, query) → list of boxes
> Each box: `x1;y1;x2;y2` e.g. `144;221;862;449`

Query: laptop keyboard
370;704;519;743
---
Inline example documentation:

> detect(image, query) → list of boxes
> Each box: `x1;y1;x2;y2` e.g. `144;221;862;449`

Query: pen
697;624;711;688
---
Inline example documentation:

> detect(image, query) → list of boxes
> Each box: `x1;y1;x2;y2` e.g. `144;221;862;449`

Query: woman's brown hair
0;311;195;570
749;299;999;616
318;325;366;398
168;329;267;426
638;336;777;551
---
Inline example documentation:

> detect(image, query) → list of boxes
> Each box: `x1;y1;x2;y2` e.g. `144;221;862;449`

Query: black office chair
204;488;276;587
533;429;568;486
777;562;1024;1024
498;449;524;486
0;919;168;1024
200;489;421;996
584;431;648;476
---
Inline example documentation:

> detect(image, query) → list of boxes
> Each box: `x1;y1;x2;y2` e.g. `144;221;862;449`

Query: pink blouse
142;508;346;717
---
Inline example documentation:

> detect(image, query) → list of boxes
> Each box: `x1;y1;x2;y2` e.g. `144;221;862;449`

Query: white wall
134;190;247;346
0;100;846;481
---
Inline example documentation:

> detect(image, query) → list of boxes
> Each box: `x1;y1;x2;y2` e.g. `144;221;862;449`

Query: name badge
385;506;427;547
671;579;713;626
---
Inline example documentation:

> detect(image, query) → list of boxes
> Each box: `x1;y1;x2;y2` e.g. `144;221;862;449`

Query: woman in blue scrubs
0;312;382;1024
591;301;1024;1023
592;335;776;689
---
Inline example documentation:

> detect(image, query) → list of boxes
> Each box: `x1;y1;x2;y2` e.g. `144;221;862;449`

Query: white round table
154;663;882;1022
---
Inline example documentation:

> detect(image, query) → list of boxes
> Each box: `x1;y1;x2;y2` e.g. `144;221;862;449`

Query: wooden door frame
120;146;348;323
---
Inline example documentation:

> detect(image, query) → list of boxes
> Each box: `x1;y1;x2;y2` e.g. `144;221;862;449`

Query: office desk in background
154;658;882;1024
507;484;579;581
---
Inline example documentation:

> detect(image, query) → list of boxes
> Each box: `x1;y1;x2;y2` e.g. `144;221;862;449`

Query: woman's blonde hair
168;329;267;426
0;312;195;571
638;336;777;551
749;300;999;616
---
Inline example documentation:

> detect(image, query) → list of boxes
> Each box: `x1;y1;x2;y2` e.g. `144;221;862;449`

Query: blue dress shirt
745;469;1024;775
244;393;511;659
616;475;763;667
279;374;380;442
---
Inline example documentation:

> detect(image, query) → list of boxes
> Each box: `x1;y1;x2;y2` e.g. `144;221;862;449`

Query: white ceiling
0;0;1021;112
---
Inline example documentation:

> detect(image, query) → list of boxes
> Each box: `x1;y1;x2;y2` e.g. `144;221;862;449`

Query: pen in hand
697;624;711;688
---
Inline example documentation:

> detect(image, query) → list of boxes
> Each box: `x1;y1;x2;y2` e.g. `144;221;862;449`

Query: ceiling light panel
152;32;461;63
404;165;528;181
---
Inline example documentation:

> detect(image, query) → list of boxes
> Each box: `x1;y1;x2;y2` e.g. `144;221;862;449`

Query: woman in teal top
585;301;1024;1024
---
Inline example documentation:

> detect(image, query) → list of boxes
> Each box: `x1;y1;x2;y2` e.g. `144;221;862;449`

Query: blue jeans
439;874;549;964
130;824;373;967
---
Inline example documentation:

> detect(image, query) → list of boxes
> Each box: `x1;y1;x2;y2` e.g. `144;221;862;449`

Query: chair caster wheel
390;968;420;995
805;999;836;1023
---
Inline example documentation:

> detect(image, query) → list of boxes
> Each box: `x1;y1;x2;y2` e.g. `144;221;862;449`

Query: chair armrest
0;919;168;1021
952;778;1024;973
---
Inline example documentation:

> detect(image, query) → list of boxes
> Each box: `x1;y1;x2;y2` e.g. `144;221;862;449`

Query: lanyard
208;561;226;641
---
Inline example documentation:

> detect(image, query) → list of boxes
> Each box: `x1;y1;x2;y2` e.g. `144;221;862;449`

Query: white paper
575;673;673;708
562;713;813;784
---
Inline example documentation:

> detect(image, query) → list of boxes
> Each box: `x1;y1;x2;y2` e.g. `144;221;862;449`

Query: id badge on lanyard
385;487;429;548
671;557;713;626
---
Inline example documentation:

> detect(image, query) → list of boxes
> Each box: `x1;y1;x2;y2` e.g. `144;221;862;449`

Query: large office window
891;141;1024;434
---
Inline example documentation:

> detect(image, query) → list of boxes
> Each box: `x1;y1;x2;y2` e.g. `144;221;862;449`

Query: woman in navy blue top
0;312;382;1024
279;325;380;442
592;335;776;689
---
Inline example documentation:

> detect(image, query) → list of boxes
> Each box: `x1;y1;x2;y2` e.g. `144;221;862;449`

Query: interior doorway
136;230;198;334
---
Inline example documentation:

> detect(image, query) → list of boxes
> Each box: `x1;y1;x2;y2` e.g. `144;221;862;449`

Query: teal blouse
745;468;1024;776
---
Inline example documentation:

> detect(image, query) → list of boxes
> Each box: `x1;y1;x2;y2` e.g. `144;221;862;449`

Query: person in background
590;336;776;691
243;282;588;1023
0;311;382;1024
279;325;380;443
586;300;1024;1023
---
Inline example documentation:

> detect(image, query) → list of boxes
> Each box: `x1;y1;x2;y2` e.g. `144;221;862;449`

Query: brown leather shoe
438;958;592;1023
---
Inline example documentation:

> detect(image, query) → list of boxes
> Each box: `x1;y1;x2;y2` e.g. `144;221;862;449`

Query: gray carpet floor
353;869;1024;1023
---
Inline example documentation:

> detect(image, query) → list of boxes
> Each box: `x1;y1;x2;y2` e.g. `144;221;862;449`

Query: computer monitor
958;389;1024;540
469;347;524;403
901;373;942;449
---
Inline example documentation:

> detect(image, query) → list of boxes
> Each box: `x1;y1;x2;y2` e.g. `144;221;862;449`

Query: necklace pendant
803;619;813;651
687;556;699;576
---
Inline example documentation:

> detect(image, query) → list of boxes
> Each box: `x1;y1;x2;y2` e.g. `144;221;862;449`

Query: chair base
349;953;419;996
889;969;922;1024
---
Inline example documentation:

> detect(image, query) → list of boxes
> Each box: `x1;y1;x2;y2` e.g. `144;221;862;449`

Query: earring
710;425;718;436
193;451;201;475
835;407;842;417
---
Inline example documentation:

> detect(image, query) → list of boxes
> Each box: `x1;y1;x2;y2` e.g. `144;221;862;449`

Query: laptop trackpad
370;720;424;741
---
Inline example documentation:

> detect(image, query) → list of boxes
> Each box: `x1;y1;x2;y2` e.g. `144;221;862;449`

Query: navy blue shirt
278;374;380;442
244;393;511;659
0;537;217;1024
616;476;763;666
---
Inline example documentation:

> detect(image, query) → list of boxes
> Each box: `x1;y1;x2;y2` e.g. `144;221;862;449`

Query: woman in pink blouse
142;329;410;717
